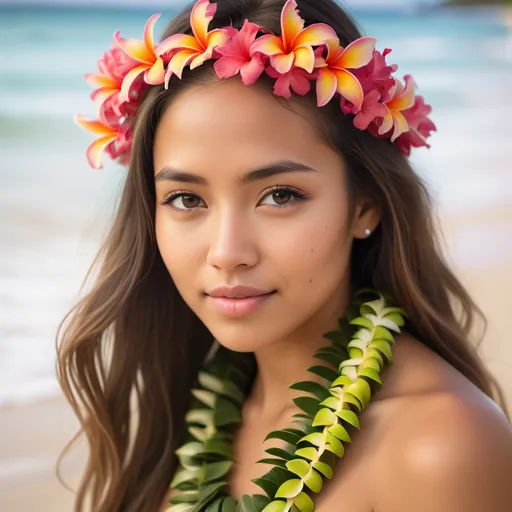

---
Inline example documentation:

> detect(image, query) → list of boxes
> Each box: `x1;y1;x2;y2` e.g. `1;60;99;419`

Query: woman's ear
351;197;381;239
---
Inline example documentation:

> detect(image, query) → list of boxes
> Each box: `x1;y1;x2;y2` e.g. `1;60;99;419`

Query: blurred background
0;0;511;509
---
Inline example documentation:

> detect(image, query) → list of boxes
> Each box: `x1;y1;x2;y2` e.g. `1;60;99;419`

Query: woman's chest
227;416;375;512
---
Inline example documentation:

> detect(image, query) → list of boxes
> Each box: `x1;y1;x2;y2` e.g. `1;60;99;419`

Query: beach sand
1;203;511;512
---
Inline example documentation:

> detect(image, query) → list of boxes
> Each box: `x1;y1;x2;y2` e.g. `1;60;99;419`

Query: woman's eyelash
160;186;308;212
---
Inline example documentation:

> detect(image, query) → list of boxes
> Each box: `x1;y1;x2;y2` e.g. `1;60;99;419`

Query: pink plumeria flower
214;20;267;85
114;13;166;103
379;75;416;141
396;96;437;155
353;89;388;131
315;36;376;110
85;46;139;107
266;65;314;99
251;0;338;75
157;0;229;87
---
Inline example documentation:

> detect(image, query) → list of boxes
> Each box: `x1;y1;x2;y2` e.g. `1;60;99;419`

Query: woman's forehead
152;79;334;178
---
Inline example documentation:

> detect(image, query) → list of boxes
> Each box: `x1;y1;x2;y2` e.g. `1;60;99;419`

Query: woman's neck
247;292;349;421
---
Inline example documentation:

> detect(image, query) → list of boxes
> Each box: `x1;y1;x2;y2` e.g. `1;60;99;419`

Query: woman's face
153;79;376;352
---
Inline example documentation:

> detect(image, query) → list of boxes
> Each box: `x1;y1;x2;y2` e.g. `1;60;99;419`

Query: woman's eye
259;187;306;207
163;193;205;211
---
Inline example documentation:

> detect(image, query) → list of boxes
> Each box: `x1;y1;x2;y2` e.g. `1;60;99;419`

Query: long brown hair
57;1;507;510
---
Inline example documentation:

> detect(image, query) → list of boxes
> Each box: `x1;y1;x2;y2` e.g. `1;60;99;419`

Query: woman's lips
206;291;276;317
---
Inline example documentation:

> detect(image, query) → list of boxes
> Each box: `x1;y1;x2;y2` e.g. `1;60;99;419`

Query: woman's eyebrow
155;160;316;185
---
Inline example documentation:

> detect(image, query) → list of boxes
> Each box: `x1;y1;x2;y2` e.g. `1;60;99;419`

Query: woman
60;0;512;511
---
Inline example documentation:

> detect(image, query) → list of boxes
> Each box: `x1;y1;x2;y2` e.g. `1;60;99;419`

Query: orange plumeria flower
114;13;165;103
250;0;338;75
156;0;228;87
379;75;416;141
74;115;118;169
315;37;376;110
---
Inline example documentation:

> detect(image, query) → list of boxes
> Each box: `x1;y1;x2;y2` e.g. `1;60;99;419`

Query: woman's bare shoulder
366;334;512;512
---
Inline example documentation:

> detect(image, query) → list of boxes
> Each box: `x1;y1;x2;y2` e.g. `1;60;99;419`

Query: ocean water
1;5;511;406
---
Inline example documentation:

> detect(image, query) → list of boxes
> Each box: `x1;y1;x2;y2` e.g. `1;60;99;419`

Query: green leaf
325;432;345;458
221;496;237;512
189;426;208;442
199;481;229;502
261;501;288;512
358;367;382;385
312;461;333;479
168;504;196;512
201;461;233;484
239;495;258;512
344;379;371;408
349;316;373;330
171;467;198;489
293;492;315;512
312;407;338;427
214;396;242;427
265;429;302;445
303;467;323;493
289;381;331;401
366;348;384;366
360;303;378;316
335;409;360;430
252;495;271;509
293;396;319;417
170;490;199;504
176;442;205;458
257;458;288;469
252;477;280;499
295;447;318;461
275;479;304;498
384;312;405;327
299;432;325;448
205;498;225;512
265;447;295;461
331;375;352;388
186;408;215;426
203;439;234;458
286;459;310;478
198;372;245;404
362;357;381;372
327;423;352;443
319;396;339;411
192;389;217;408
369;340;393;363
314;352;341;367
372;326;395;342
307;365;339;382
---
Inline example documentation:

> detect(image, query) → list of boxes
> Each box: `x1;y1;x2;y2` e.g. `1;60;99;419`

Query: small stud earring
365;229;372;237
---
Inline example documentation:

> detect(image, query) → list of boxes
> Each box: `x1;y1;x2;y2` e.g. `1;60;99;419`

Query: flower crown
76;0;436;169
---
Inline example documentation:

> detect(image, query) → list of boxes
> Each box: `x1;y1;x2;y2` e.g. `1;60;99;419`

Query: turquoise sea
0;5;511;405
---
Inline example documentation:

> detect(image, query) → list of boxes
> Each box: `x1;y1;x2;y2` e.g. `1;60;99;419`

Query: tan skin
153;79;512;511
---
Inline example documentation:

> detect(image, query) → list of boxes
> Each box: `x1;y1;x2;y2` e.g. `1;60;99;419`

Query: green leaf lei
167;290;406;512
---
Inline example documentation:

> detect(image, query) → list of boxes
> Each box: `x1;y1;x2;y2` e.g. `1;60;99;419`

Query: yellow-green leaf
359;367;382;385
275;479;304;499
303;467;323;493
295;447;318;461
293;492;314;512
286;459;310;478
319;396;339;411
336;409;360;430
331;375;352;388
328;423;352;443
312;461;333;479
262;500;288;512
312;407;337;427
300;432;325;448
325;432;345;457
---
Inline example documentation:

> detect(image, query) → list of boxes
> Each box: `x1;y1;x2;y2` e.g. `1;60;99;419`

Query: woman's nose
206;211;259;271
